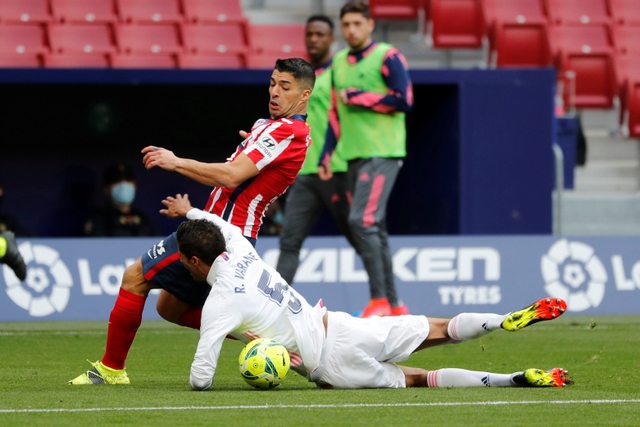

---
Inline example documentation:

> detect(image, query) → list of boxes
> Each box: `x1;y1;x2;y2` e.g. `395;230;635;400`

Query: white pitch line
1;400;640;414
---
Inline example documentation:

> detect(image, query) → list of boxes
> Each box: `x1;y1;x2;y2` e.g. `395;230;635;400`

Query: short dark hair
176;219;226;266
274;57;316;90
307;14;334;30
340;1;371;19
104;163;134;186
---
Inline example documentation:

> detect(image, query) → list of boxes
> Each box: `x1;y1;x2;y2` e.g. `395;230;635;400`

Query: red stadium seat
251;24;306;56
183;0;245;24
51;0;117;24
0;0;50;23
560;52;616;108
549;24;616;108
546;0;611;25
179;53;243;69
370;0;421;19
0;25;48;54
495;22;550;67
0;53;41;67
549;24;612;59
483;0;547;56
111;53;177;68
44;53;109;67
430;0;484;48
182;24;248;55
610;0;640;26
613;26;640;55
616;55;640;91
116;24;183;54
484;0;546;25
627;80;640;137
615;55;640;127
246;53;299;69
48;24;116;54
117;0;183;23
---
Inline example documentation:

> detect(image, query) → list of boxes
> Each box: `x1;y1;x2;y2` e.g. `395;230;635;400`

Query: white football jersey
185;208;326;391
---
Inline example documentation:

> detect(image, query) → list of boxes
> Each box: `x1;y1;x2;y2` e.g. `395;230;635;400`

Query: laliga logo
541;239;607;312
2;242;73;317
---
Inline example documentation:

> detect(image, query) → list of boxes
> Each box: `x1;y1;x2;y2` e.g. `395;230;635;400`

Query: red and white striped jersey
203;114;311;239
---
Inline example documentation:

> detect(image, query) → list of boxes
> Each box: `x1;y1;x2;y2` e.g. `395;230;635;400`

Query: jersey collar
348;40;378;64
271;114;308;122
315;58;333;76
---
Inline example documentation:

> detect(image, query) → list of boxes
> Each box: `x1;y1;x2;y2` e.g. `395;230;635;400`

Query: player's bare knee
156;290;189;324
426;317;450;339
121;257;153;297
156;299;171;322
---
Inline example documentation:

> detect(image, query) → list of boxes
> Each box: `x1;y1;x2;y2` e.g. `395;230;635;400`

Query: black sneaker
1;231;26;281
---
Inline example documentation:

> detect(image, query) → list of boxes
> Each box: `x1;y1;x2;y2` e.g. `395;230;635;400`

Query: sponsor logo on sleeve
256;136;278;158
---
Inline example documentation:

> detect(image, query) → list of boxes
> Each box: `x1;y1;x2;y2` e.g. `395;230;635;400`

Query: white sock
427;369;516;388
447;313;506;341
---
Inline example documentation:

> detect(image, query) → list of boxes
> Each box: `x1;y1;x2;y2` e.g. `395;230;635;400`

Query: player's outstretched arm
191;298;243;391
142;146;259;188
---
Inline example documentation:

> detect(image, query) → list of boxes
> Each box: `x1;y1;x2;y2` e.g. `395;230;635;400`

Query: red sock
101;288;147;370
178;307;202;330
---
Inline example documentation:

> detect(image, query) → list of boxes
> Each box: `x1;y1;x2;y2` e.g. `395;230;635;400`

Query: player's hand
142;146;180;171
160;194;193;218
339;89;350;105
239;130;248;139
318;164;333;181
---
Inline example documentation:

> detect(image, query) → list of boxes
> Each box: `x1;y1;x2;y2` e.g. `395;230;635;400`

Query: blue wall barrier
0;68;555;236
2;235;640;322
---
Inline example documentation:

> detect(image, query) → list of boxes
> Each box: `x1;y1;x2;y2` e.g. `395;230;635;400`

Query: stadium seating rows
365;0;640;134
1;0;640;135
0;0;306;69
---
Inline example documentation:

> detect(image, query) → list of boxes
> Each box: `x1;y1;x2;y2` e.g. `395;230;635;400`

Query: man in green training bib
318;1;413;318
276;14;360;285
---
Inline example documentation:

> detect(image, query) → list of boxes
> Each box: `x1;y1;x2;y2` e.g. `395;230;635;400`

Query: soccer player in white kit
167;195;571;390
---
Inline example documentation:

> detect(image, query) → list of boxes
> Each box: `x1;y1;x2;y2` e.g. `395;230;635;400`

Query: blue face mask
111;182;135;205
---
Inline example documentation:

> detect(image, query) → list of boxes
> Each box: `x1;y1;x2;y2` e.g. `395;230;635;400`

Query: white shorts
310;311;430;389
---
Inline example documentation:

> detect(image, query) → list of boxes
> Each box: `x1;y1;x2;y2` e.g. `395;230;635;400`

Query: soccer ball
238;338;290;389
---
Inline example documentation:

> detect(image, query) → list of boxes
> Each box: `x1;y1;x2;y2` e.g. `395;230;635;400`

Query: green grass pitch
1;315;639;426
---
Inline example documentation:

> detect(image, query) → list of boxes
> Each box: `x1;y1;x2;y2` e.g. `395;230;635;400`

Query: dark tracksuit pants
346;157;402;307
276;173;358;285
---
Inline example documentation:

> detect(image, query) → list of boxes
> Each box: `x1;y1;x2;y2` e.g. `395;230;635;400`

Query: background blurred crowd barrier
3;234;640;321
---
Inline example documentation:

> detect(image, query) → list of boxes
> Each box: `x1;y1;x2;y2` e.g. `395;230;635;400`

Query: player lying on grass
68;58;315;385
176;195;569;390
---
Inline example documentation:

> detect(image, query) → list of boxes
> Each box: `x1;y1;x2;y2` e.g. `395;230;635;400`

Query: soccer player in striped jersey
68;58;316;385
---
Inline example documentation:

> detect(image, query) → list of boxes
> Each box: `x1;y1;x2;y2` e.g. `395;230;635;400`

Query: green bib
333;43;406;161
300;65;348;175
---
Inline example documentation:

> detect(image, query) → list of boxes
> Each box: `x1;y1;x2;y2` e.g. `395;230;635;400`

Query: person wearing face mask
84;163;161;237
